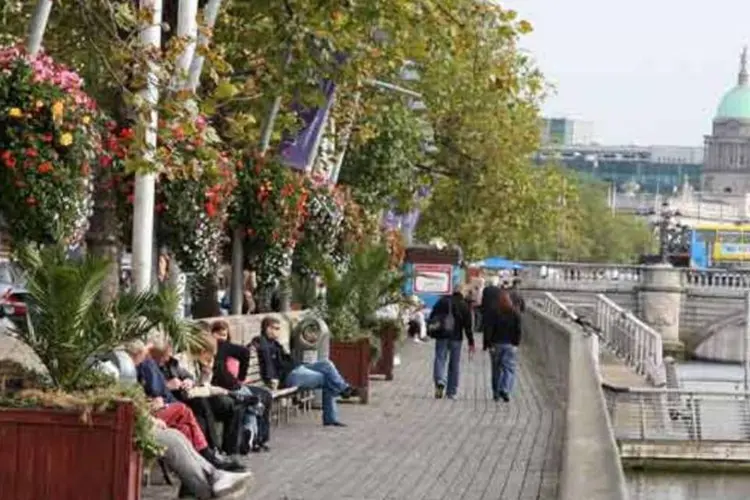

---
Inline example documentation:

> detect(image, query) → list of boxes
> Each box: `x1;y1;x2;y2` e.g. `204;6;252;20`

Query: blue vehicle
402;245;464;310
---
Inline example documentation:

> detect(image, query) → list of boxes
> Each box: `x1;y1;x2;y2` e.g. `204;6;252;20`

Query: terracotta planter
0;401;142;500
330;338;371;404
371;327;398;381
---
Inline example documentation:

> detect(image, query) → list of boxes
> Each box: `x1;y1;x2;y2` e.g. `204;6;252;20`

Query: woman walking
484;289;522;402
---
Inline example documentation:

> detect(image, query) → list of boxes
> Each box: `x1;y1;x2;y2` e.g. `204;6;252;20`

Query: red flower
37;161;53;174
25;196;37;206
205;202;217;218
41;133;53;143
1;150;15;169
25;148;38;158
119;128;135;141
99;155;113;168
127;193;135;204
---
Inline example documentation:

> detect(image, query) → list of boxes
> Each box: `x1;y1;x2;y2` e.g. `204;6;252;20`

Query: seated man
255;316;358;427
151;336;245;457
210;320;272;453
132;338;243;472
98;344;253;499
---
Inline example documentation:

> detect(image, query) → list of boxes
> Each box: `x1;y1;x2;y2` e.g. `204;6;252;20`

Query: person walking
427;286;474;399
484;289;522;402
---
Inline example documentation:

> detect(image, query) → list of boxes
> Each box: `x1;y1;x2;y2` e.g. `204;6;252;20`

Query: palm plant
13;243;200;392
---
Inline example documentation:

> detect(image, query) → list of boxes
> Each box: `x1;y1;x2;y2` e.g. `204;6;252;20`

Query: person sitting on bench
255;316;358;427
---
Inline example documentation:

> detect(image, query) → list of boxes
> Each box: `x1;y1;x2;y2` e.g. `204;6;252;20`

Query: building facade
534;144;703;194
703;48;750;195
540;117;594;146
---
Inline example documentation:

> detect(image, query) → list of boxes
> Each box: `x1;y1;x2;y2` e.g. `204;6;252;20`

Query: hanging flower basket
231;155;309;287
293;176;345;275
0;45;97;246
155;116;236;277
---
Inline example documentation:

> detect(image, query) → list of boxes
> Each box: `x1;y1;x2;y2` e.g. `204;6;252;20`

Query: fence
605;387;750;442
594;294;664;385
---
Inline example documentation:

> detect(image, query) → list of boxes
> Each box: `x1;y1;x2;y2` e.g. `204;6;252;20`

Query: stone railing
524;304;627;499
595;295;665;385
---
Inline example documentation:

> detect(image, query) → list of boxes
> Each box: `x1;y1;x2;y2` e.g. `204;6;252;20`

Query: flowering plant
155;113;236;277
231;155;309;287
0;45;97;246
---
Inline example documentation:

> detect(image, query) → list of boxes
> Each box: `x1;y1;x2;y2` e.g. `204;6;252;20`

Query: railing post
638;264;685;359
639;394;647;440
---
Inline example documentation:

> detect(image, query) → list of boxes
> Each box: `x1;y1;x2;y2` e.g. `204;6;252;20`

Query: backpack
428;297;456;339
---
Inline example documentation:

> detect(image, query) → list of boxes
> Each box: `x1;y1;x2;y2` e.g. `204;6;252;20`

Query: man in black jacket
255;316;357;427
428;286;474;399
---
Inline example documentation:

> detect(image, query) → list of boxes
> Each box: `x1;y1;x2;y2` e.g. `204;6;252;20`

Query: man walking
428;285;474;399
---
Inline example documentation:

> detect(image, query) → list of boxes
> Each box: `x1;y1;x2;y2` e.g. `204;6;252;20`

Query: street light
652;202;682;264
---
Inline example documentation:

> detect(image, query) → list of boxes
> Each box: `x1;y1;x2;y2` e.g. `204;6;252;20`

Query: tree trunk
85;189;120;304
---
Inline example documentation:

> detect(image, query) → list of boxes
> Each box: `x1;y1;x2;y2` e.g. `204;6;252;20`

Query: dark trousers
183;395;244;455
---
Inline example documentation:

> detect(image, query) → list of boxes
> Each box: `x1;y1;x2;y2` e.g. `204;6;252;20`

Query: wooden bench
242;349;314;425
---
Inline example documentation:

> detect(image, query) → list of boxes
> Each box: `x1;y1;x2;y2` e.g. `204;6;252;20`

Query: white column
131;0;163;292
26;0;53;57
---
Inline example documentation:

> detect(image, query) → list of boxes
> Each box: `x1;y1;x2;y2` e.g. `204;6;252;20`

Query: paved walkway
146;338;563;500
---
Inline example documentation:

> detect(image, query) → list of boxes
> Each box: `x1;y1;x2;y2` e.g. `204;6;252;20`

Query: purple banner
381;186;431;233
279;80;336;171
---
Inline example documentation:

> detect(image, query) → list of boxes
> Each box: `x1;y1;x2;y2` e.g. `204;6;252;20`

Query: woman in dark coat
483;289;522;402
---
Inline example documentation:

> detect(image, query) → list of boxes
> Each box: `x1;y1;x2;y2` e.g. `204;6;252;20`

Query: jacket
428;293;474;346
255;334;298;387
137;357;177;404
483;309;522;349
212;340;250;391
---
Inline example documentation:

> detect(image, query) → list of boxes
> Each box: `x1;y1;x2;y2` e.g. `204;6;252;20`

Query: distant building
534;144;703;194
703;47;750;195
540;117;594;146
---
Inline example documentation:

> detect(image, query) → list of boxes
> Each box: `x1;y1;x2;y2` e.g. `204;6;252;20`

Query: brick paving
145;338;563;500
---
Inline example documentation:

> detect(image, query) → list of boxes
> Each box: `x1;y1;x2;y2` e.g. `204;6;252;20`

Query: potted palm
318;243;406;402
0;243;198;500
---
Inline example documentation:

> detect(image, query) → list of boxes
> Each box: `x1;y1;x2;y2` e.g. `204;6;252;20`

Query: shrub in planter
0;45;97;247
0;243;199;498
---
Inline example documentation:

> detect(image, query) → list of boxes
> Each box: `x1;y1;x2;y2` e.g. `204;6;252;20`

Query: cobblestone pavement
145;338;563;500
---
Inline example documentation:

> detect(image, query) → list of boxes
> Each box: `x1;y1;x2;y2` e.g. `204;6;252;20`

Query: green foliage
317;242;405;341
13;243;200;392
338;102;428;212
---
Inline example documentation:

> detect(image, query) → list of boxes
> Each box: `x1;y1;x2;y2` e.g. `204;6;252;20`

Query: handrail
594;294;664;385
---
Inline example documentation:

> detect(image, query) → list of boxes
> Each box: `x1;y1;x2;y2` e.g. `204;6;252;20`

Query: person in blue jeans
483;289;522;402
428;287;474;399
255;316;358;426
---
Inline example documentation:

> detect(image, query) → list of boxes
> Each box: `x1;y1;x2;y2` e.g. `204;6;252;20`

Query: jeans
155;427;214;500
491;343;518;397
433;339;462;397
285;360;349;425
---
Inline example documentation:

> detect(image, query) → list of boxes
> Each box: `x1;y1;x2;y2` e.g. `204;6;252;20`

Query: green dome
716;85;750;119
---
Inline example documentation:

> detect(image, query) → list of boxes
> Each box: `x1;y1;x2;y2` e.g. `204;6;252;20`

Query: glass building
534;145;703;194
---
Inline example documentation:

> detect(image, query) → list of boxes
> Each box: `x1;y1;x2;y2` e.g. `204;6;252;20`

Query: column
638;264;685;359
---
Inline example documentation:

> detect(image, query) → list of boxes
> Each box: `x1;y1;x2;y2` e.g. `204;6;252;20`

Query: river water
626;361;750;499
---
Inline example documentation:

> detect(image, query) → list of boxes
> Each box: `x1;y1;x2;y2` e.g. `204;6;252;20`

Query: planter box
330;338;371;404
371;327;398;381
0;401;142;500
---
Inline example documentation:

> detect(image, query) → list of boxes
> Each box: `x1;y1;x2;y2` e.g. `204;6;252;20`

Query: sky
500;0;750;146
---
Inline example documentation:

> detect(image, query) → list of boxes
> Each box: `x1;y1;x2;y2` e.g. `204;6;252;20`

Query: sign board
413;264;453;294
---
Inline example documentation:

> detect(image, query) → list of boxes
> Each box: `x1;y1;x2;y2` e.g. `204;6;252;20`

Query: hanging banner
279;80;336;172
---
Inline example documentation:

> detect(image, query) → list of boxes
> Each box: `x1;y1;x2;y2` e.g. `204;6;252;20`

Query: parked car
0;260;28;322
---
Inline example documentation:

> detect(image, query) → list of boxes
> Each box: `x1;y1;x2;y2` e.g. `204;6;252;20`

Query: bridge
519;261;750;362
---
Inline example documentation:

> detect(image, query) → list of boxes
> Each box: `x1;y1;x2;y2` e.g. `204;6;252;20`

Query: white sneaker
412;336;422;343
393;354;402;366
212;470;254;497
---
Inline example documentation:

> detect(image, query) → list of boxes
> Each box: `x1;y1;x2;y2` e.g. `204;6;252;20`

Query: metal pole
744;291;750;392
26;0;53;57
131;0;163;293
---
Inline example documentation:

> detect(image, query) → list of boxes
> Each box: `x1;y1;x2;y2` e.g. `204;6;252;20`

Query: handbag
428;298;455;338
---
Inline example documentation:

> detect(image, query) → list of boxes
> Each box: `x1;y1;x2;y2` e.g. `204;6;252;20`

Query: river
626;361;750;499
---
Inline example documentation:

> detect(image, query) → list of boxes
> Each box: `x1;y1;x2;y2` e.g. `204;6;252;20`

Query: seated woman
128;338;243;472
209;320;272;453
255;316;358;427
98;344;253;499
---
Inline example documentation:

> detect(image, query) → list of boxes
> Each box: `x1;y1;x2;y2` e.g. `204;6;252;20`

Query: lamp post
654;202;681;264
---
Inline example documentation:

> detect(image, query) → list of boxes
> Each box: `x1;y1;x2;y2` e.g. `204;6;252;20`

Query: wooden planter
0;401;142;500
371;327;398;381
330;338;371;404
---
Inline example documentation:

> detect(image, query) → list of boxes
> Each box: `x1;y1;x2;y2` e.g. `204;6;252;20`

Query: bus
690;223;750;269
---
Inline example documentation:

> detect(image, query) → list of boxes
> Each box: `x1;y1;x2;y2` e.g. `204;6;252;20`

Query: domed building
703;47;750;194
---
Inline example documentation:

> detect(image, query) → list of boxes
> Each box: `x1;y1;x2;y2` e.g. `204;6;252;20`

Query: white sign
413;264;452;294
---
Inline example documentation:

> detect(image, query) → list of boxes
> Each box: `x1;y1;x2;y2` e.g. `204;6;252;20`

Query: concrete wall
524;305;628;500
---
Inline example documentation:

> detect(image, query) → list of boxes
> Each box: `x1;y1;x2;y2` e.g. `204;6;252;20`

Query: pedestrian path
238;339;563;500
